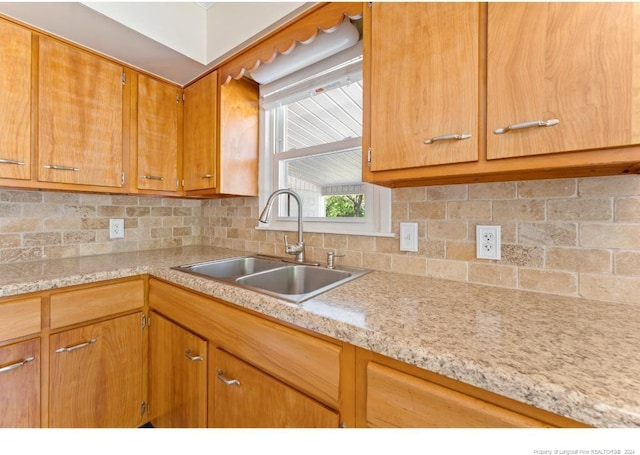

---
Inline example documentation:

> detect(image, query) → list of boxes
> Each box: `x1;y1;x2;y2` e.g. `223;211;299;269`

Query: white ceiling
0;1;313;85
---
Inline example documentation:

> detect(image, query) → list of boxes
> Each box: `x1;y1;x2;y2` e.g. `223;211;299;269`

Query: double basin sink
172;255;370;303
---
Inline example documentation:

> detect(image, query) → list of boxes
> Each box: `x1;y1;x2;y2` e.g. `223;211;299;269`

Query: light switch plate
399;222;418;252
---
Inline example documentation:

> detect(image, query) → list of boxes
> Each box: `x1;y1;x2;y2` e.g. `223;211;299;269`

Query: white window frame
256;45;392;237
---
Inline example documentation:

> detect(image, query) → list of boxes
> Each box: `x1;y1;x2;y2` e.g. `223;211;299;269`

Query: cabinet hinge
181;179;185;188
367;147;372;167
141;400;147;416
176;93;181;104
122;72;126;86
368;2;372;8
182;93;186;102
141;314;147;329
120;172;125;186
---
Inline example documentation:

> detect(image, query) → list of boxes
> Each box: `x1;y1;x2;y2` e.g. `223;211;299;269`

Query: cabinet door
49;312;144;428
183;71;217;192
368;2;479;171
212;348;339;428
38;36;124;188
136;74;180;192
487;3;640;159
149;312;207;428
0;338;40;427
0;19;31;180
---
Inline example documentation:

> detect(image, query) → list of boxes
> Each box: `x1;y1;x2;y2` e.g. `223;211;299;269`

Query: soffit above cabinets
0;1;314;86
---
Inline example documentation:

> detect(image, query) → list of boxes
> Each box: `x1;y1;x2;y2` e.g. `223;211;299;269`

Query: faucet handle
326;251;345;269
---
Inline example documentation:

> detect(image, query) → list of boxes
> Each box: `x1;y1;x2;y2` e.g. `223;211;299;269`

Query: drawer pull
0;158;25;166
424;133;472;144
44;164;80;171
0;356;35;374
494;119;559;135
201;174;213;178
185;349;203;362
140;175;165;181
216;369;240;386
55;338;97;353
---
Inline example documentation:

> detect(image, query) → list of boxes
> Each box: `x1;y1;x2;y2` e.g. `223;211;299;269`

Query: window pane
280;80;363;152
279;148;364;218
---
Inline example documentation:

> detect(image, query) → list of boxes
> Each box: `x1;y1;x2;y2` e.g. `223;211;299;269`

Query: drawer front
366;362;547;428
0;297;41;342
50;278;144;329
149;279;341;408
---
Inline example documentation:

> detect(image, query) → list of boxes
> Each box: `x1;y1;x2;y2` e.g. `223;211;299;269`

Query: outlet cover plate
476;225;501;260
109;218;125;239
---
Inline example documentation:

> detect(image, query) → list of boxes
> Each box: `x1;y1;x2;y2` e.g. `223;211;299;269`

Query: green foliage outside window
324;194;365;218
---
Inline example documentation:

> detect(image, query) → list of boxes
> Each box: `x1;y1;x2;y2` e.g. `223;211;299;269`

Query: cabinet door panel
0;19;31;180
49;313;144;427
136;74;179;192
149;312;207;428
487;3;640;159
183;71;217;191
213;348;339;428
38;36;123;187
369;2;479;171
0;338;40;427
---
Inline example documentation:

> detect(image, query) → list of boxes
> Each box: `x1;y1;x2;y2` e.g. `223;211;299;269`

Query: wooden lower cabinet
149;312;207;428
0;338;40;427
49;312;145;428
211;348;339;428
355;349;587;428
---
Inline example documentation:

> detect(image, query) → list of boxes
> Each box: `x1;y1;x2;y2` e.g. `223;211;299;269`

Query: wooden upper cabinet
38;36;124;188
135;74;180;193
0;19;31;180
183;71;217;192
368;2;479;171
487;3;640;160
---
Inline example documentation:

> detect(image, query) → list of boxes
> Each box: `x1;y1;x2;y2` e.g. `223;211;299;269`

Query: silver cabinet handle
0;356;35;374
216;369;240;386
494;119;560;135
140;175;165;181
55;338;97;353
0;158;25;166
185;349;203;362
44;164;80;171
201;174;213;178
424;133;472;144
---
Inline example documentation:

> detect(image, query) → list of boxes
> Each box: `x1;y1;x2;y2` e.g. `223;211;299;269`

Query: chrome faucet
259;189;305;262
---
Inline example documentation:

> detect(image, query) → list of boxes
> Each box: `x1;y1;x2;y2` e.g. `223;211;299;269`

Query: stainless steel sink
172;255;370;303
172;256;285;279
236;265;356;302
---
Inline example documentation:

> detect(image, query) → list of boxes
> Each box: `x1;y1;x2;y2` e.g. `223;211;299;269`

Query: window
258;44;392;236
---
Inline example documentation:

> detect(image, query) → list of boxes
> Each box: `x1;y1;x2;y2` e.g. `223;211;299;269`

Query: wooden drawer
365;361;548;428
0;297;41;342
50;278;144;329
149;278;341;408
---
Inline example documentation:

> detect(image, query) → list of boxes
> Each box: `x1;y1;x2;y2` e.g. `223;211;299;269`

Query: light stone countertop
1;245;639;428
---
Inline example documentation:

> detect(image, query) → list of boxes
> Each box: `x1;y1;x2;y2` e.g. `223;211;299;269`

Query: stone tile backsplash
1;174;639;305
0;190;205;262
201;175;640;305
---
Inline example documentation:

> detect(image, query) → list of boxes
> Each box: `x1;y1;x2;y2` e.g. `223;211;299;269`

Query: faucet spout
259;189;305;262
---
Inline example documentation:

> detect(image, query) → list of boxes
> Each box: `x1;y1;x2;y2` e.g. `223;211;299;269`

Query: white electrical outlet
109;218;125;239
476;225;501;260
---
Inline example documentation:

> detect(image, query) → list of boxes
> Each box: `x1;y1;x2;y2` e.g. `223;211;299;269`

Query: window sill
255;224;396;238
